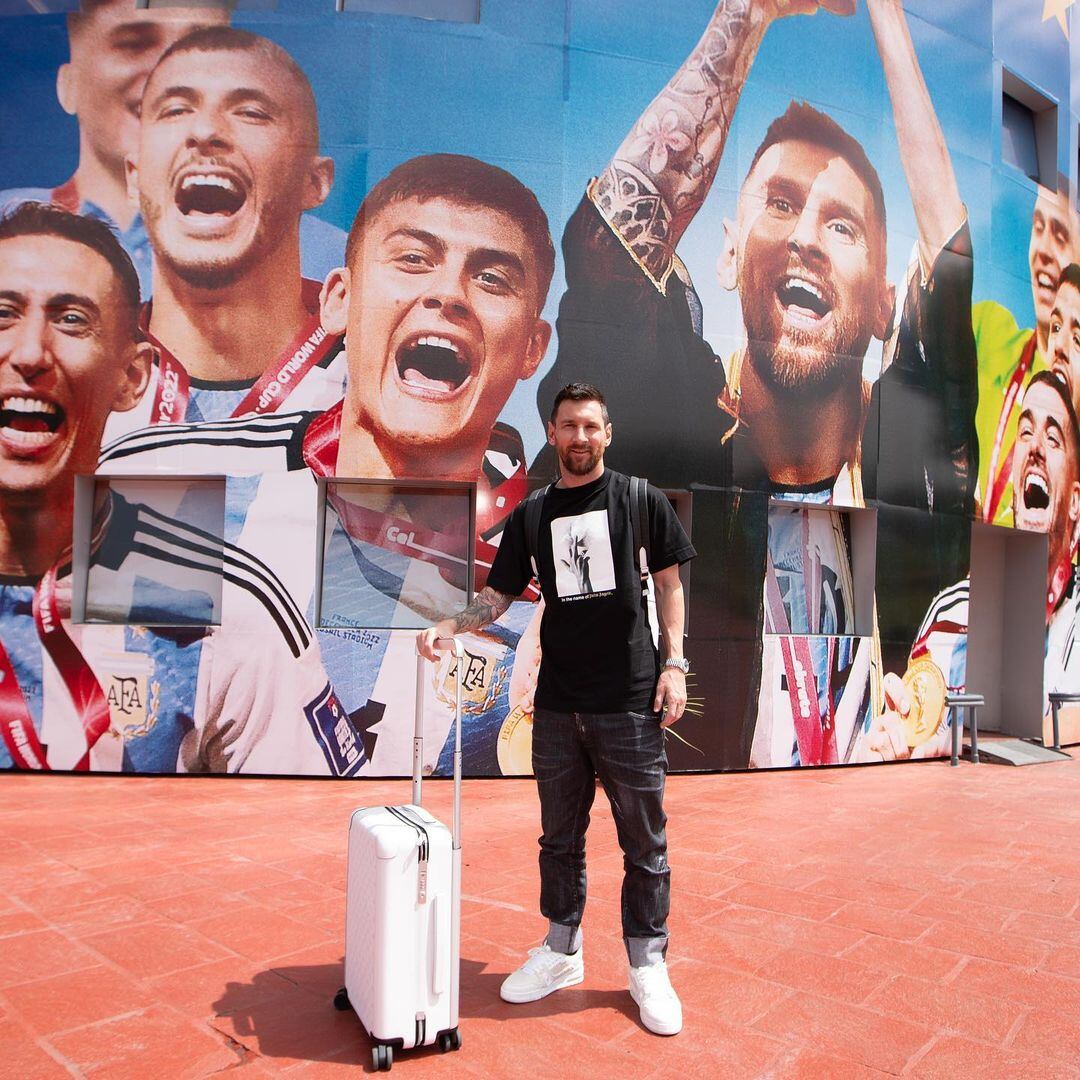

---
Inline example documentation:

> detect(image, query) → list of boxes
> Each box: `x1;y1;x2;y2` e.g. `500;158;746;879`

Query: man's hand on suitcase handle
417;587;516;661
417;622;458;662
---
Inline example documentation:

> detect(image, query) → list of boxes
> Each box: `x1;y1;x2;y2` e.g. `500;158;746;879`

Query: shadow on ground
211;954;641;1070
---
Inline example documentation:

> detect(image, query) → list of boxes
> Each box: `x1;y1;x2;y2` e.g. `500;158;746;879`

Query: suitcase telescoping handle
414;637;464;850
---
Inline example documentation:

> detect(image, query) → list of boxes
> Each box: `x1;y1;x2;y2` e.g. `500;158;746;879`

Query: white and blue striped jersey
0;492;359;776
97;411;536;775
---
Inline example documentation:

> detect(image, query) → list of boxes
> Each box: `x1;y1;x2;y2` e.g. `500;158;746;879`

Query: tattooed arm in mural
534;0;851;487
595;0;846;281
416;586;515;662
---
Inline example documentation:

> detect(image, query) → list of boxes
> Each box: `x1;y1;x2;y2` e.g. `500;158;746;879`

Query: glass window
766;503;863;637
1002;93;1040;183
82;477;226;627
318;480;473;630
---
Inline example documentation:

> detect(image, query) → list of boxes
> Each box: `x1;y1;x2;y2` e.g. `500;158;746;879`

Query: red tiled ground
0;751;1078;1078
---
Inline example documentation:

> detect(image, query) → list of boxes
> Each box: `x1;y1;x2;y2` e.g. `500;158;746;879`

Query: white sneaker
499;944;584;1003
628;961;682;1035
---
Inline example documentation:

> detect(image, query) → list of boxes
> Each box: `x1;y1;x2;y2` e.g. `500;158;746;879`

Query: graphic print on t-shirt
551;510;616;599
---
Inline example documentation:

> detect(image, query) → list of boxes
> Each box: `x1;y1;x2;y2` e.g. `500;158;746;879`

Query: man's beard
558;444;603;476
741;262;871;399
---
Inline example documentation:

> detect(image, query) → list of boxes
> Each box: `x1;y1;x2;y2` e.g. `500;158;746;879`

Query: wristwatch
662;657;690;674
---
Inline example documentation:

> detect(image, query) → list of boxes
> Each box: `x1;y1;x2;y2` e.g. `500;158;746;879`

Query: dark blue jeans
532;708;669;968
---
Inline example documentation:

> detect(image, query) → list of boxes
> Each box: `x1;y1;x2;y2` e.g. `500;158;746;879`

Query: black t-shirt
487;469;695;713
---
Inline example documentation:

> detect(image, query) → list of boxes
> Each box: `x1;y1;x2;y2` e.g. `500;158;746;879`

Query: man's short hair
345;154;556;313
67;1;236;36
747;100;887;256
152;27;319;146
1058;263;1080;295
550;382;609;425
0;202;140;337
1027;369;1080;467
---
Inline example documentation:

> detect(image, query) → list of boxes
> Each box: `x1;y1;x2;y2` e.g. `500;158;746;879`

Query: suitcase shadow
211;955;642;1071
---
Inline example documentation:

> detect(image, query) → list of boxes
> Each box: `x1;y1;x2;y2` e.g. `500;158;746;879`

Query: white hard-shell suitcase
334;638;465;1072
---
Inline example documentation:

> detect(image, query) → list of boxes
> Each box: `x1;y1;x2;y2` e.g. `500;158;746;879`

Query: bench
945;692;984;766
1046;692;1080;752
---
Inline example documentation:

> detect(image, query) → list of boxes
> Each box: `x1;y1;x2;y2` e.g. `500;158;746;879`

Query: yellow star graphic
1043;0;1076;39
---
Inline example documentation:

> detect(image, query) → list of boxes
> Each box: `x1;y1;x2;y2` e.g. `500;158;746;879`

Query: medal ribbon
0;521;113;771
909;619;968;673
984;334;1038;523
143;280;337;425
33;565;112;771
0;635;50;769
302;404;538;600
1047;557;1073;623
765;551;837;766
50;177;81;214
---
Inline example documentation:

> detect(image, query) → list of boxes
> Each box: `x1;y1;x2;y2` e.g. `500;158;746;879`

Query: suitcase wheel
438;1028;462;1053
372;1044;393;1071
332;987;350;1012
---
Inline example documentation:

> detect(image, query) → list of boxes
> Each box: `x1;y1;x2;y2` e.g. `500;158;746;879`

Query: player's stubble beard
740;257;870;401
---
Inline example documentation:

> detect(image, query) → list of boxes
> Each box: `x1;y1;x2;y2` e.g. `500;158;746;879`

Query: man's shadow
212;954;639;1071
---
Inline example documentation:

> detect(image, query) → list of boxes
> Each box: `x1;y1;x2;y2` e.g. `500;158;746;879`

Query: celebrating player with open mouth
103;27;346;440
99;153;557;774
0;203;346;775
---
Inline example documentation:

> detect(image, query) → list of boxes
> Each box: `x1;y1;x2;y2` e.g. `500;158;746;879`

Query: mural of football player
0;0;229;294
0;2;346;299
0;202;349;775
534;0;976;768
865;370;1080;760
974;186;1079;526
99;153;556;774
104;26;346;440
1047;263;1080;416
539;0;974;503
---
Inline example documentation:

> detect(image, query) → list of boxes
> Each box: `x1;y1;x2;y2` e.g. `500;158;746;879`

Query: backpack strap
522;484;550;592
629;476;650;597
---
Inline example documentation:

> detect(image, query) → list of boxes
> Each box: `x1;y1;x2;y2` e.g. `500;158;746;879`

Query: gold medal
900;656;947;747
497;705;533;776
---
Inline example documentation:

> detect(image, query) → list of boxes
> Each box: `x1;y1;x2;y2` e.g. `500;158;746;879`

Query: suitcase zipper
386;806;430;905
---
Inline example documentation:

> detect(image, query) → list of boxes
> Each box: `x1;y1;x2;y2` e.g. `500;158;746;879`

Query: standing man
974;186;1078;525
106;26;346;437
418;383;695;1036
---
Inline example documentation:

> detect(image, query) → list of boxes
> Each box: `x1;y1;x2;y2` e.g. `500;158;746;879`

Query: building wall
0;0;1076;776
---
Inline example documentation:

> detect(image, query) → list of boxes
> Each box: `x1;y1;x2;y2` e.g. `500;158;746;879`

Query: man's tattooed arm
593;0;780;281
447;586;515;633
418;585;516;659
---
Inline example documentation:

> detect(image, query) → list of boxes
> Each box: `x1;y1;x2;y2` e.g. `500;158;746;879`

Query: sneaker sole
499;967;584;1004
629;987;682;1036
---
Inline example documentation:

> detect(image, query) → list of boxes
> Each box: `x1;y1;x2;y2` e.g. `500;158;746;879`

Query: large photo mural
0;0;1076;776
